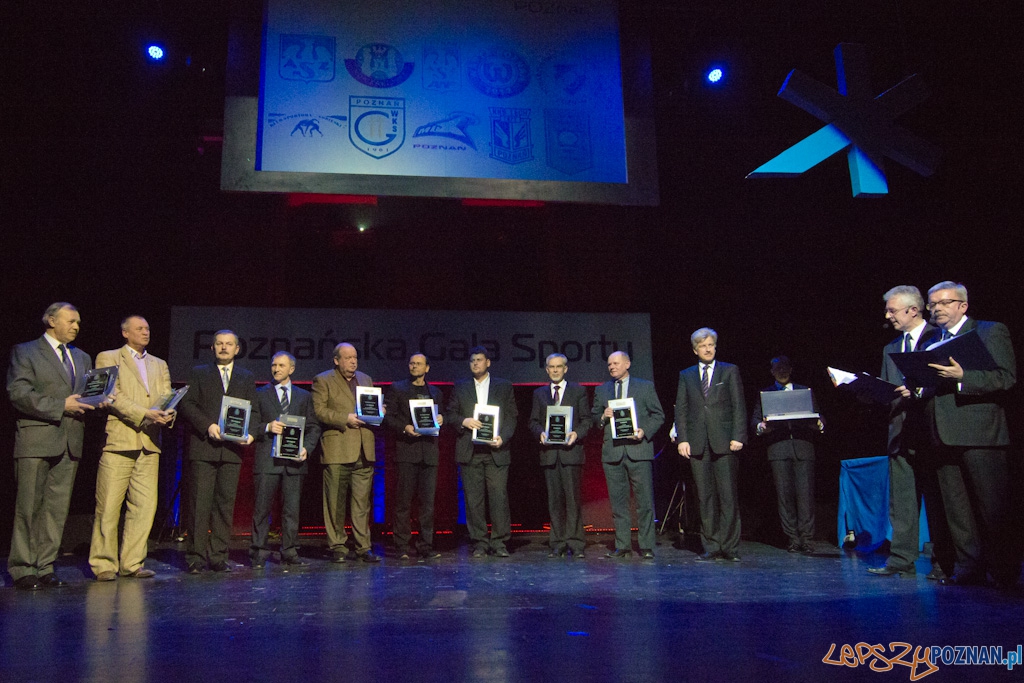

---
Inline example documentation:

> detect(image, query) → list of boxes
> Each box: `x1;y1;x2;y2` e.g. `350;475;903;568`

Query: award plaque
608;398;637;439
545;406;574;445
472;404;500;444
273;414;306;460
410;399;440;436
152;385;189;411
355;386;384;425
218;396;252;443
79;366;118;406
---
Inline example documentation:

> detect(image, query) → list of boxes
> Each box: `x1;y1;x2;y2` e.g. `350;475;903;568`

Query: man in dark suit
923;281;1017;587
529;353;592;559
312;342;382;563
250;351;320;570
676;328;747;562
868;285;950;579
446;346;518;557
751;356;822;554
384;353;445;560
593;351;664;560
7;302;97;590
178;330;258;574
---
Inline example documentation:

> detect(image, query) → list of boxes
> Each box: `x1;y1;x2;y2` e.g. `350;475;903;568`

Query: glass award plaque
472;404;500;444
273;414;306;460
152;385;189;411
545;406;574;445
218;396;252;443
608;398;637;439
79;366;118;406
355;386;384;425
410;399;440;436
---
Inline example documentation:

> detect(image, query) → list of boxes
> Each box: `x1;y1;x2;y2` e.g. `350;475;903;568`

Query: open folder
888;329;997;388
827;367;900;404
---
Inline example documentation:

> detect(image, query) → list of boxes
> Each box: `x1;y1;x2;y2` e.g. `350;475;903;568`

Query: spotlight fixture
146;44;166;61
706;67;724;84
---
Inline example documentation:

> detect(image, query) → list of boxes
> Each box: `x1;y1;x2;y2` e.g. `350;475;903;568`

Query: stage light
357;224;368;232
707;67;724;84
146;44;165;60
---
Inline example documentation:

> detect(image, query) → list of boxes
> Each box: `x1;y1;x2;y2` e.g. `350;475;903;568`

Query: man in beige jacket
89;316;175;580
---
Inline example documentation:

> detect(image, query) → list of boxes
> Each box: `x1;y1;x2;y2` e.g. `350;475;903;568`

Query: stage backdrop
168;307;652;384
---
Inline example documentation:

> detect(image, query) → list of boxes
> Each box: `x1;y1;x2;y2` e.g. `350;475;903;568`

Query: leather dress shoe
867;564;916;577
251;559;266;570
280;556;309;567
799;543;815;555
695;551;721;562
472;546;488;558
330;551;348;563
548;548;567;558
492;547;510;558
38;573;67;588
14;576;42;591
925;567;947;581
940;572;987;587
96;571;118;582
186;563;203;575
420;547;442;559
573;551;585;560
121;568;155;579
640;549;655;560
357;551;382;563
719;552;741;563
787;542;802;553
398;551;412;560
604;548;631;559
210;561;232;573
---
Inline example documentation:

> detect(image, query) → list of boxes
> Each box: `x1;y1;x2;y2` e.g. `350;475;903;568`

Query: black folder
888;329;997;388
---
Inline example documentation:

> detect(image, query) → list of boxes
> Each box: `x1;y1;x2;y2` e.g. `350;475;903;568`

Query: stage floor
2;535;1022;682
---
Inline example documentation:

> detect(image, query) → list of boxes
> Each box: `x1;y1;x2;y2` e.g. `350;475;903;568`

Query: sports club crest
349;96;406;159
468;47;530;98
422;43;460;92
544;109;592;174
345;43;415;88
489;108;533;164
279;35;336;82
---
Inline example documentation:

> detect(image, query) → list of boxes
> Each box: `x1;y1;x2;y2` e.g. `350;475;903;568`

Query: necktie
221;366;230;392
552;384;560;405
903;333;913;353
614;380;622;399
59;344;75;386
941;330;952;342
701;365;710;397
280;386;290;414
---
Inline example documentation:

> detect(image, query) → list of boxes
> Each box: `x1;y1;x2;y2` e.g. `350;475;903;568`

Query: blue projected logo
544;109;592;174
489;108;534;164
747;44;940;197
345;44;414;89
421;43;461;92
349;96;406;158
413;112;478;150
468;47;531;98
279;35;336;82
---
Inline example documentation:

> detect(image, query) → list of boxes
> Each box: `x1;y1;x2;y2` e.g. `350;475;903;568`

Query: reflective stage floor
3;535;1023;682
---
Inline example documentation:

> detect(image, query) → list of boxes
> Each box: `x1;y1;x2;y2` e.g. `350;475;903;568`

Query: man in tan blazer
312;343;382;563
88;316;175;580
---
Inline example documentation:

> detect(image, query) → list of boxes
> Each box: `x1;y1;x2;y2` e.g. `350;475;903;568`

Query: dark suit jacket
446;375;518;466
311;368;377;464
385;379;443;465
751;382;818;461
253;383;321;475
675;362;747;457
529;382;592;466
7;336;92;459
881;323;936;455
178;363;260;464
925;318;1016;448
592;375;665;463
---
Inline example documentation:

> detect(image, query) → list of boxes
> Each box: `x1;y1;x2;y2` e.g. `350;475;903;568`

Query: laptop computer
760;388;820;421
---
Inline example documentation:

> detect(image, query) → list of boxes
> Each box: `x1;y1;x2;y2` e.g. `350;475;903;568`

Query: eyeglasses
925;299;964;311
884;306;912;315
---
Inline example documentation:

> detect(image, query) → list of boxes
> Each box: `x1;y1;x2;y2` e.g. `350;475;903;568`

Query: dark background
2;0;1021;549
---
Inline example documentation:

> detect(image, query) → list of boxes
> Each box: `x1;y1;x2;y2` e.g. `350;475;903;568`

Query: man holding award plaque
447;346;518;558
89;316;175;581
675;328;747;563
7;303;99;590
312;343;382;563
250;352;321;569
178;330;258;574
529;353;592;559
593;351;664;560
384;353;445;559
